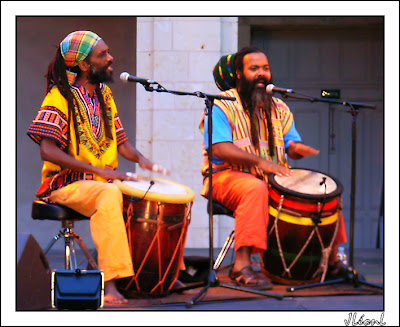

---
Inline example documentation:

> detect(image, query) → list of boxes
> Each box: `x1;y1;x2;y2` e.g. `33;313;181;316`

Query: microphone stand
135;80;284;306
272;90;383;292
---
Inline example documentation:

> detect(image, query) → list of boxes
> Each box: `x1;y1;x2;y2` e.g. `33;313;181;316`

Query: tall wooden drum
114;176;195;297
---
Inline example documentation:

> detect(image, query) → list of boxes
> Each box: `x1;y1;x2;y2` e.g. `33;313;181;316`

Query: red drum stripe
269;187;338;211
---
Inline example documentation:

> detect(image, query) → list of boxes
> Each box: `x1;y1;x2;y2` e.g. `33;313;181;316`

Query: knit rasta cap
213;53;236;91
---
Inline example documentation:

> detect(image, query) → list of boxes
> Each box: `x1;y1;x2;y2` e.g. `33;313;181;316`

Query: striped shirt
200;88;301;181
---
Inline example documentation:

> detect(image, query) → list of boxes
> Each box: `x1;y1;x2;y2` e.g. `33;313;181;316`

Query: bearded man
199;46;347;289
27;31;156;304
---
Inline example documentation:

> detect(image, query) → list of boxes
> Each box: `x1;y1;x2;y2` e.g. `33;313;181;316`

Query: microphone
266;84;293;95
120;72;155;85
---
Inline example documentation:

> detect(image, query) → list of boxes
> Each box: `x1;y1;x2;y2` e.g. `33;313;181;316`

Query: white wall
136;17;238;248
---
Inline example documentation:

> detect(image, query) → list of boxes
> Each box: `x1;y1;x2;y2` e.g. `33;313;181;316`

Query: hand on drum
258;159;292;177
138;156;171;176
287;140;320;159
138;156;154;171
95;168;138;181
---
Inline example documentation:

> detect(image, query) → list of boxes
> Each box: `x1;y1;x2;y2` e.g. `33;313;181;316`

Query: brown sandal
229;265;273;290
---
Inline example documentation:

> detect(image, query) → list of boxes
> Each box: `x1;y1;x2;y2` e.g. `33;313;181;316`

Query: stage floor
43;247;384;312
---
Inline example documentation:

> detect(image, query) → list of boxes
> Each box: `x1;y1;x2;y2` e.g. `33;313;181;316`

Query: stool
208;201;235;270
31;200;98;271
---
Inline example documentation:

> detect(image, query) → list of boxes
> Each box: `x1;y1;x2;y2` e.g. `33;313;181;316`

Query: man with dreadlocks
200;46;347;289
27;31;155;304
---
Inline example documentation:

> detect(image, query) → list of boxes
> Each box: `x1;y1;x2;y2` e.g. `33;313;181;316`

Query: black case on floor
51;269;104;310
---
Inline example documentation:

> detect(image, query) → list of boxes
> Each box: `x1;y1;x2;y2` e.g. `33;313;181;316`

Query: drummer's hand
287;140;320;160
138;156;154;171
151;164;171;176
138;156;170;176
258;159;292;177
95;168;138;181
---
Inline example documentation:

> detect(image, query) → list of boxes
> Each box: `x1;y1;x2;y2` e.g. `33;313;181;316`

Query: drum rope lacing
123;200;193;294
268;194;316;279
268;193;342;281
152;202;193;294
268;195;292;278
312;194;342;282
123;202;165;292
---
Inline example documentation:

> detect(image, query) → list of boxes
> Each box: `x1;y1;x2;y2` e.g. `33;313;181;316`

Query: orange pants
207;170;347;254
49;180;134;282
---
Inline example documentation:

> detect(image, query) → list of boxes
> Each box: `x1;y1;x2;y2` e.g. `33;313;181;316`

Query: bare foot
104;279;128;304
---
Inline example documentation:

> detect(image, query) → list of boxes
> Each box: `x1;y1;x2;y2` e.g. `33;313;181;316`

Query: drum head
114;176;195;204
269;168;343;200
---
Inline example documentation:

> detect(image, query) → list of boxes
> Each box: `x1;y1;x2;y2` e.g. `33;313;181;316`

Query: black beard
237;76;270;114
251;87;270;114
87;64;114;84
237;75;275;156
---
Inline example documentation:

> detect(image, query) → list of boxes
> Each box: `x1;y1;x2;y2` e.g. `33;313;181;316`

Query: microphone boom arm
139;80;236;101
279;91;376;110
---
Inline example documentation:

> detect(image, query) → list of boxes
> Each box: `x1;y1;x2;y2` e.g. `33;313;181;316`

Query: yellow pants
49;180;134;282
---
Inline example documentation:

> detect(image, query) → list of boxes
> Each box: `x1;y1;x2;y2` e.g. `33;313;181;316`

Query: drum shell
261;169;342;285
117;195;189;297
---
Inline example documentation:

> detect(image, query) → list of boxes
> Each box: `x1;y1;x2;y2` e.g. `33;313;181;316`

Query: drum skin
260;168;343;285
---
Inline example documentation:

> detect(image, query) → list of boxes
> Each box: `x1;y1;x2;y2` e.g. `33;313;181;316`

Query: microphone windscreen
266;84;275;94
120;72;129;82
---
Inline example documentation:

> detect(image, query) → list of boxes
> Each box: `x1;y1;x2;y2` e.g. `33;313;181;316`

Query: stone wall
136;17;238;248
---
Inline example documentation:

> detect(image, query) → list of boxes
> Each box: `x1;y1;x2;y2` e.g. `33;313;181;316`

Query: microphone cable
127;180;155;205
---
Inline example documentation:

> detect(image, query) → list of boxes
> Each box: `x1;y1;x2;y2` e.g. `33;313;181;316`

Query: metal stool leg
70;231;99;270
43;232;63;255
213;230;235;270
64;229;73;270
43;219;98;271
69;236;78;270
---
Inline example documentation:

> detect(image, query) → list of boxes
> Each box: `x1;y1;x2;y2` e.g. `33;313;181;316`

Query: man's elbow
39;145;50;161
39;138;57;161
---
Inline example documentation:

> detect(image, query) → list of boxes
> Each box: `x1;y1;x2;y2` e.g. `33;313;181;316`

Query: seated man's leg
49;180;133;303
212;170;269;257
211;170;272;289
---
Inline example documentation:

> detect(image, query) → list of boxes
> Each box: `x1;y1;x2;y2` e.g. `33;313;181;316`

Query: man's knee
102;183;123;201
248;178;269;196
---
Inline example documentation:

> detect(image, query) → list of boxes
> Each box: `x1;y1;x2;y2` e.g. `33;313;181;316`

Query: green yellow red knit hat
213;53;236;91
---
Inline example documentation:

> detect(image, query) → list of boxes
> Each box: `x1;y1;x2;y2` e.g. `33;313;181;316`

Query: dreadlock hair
233;45;275;157
45;46;113;155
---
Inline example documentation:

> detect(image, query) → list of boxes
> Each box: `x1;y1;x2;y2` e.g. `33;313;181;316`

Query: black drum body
260;168;343;285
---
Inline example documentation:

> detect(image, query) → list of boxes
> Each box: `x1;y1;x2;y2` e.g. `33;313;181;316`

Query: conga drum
260;168;343;285
114;176;195;297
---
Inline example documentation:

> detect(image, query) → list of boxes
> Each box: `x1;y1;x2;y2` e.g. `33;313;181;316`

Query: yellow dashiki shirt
27;83;128;200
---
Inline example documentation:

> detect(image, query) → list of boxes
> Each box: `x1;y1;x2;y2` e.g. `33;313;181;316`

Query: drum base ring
261;267;321;286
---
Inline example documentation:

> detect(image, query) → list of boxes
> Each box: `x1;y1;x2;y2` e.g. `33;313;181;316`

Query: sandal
229;265;273;290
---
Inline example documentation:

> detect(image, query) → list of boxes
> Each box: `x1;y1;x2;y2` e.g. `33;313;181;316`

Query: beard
237;75;271;114
237;75;275;155
87;62;114;84
251;86;270;115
